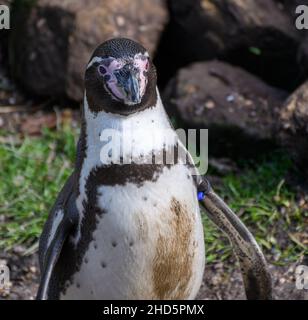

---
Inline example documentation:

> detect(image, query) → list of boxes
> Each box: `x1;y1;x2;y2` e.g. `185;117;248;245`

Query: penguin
37;38;272;300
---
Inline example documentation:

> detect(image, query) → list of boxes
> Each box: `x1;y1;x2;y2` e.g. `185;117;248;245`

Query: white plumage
62;89;205;299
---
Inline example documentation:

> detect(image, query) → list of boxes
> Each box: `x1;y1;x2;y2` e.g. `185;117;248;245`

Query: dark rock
170;0;297;56
277;1;308;79
0;0;12;64
278;81;308;176
10;0;168;101
164;61;287;158
298;34;308;75
275;0;308;19
168;0;301;90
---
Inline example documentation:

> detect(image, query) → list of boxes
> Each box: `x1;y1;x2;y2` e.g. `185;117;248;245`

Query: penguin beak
123;72;141;105
113;65;142;105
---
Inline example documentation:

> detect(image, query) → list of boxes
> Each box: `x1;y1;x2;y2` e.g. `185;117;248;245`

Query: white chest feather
62;164;205;300
65;90;205;299
74;90;177;244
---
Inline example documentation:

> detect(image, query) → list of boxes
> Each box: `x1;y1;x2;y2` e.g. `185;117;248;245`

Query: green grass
202;153;308;265
0;126;307;265
0;127;76;251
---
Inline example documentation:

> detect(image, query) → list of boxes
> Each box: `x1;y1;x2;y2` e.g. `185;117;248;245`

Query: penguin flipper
37;174;78;300
198;178;272;300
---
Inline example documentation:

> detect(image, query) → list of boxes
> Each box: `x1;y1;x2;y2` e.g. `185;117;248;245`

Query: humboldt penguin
37;38;272;300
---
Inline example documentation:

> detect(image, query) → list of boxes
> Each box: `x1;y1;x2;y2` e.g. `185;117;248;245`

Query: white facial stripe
87;56;103;69
133;53;149;97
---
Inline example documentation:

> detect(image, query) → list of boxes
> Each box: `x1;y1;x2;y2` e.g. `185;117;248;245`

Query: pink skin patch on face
99;58;125;101
98;53;149;104
133;53;149;97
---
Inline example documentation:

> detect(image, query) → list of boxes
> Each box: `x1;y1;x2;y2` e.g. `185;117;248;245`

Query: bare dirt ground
1;248;307;300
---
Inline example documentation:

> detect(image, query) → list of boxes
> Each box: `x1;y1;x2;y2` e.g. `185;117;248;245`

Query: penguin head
85;38;157;115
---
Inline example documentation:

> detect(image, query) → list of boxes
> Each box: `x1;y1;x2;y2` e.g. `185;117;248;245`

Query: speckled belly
61;166;205;300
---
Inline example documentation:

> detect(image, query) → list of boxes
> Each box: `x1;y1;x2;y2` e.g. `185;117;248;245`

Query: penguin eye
98;58;124;83
98;65;107;75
